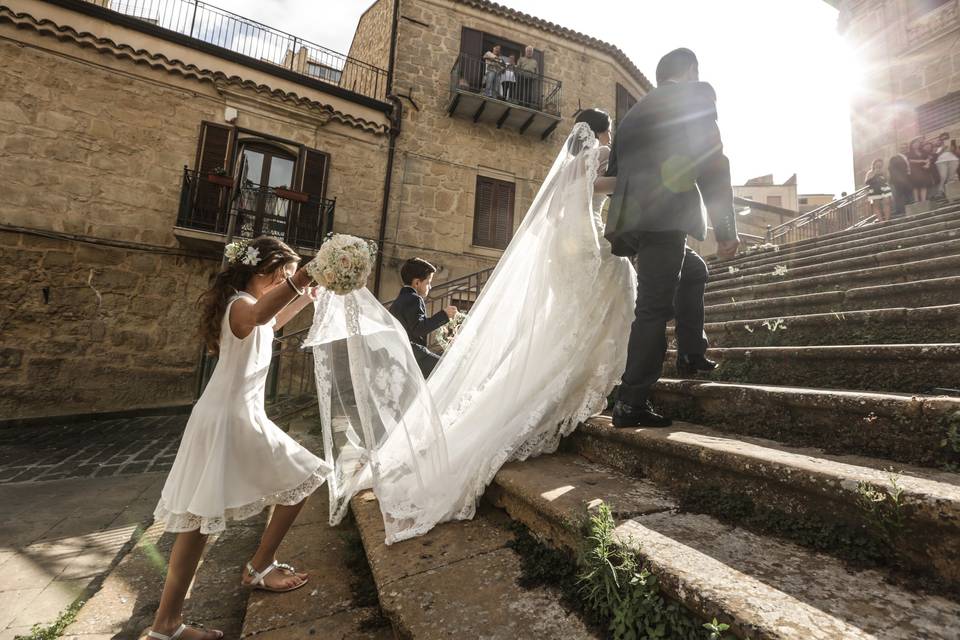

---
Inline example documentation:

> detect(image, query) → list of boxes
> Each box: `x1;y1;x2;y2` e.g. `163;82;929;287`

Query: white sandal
244;560;308;593
147;623;223;639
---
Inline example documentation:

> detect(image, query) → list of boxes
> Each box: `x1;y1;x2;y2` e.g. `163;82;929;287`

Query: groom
604;48;738;428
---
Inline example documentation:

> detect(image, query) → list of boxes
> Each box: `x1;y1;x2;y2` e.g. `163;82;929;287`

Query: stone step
704;275;960;322
648;378;960;468
350;492;599;639
239;490;394;640
709;221;960;288
567;419;960;593
670;304;960;348
663;344;960;394
707;236;960;297
704;253;960;306
491;454;960;640
710;203;960;271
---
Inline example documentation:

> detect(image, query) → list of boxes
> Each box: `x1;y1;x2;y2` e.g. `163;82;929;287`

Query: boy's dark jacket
388;286;449;357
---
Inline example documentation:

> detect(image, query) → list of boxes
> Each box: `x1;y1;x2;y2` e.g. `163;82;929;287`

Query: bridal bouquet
435;311;467;352
307;234;378;295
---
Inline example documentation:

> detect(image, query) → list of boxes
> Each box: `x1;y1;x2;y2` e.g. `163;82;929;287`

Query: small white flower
772;265;788;277
243;246;261;266
728;266;739;275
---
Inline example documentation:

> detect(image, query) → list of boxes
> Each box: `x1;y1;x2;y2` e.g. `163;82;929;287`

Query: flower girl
146;236;330;640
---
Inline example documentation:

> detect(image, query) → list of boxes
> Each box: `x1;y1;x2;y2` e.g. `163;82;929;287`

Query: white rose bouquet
435;311;467;352
306;234;378;295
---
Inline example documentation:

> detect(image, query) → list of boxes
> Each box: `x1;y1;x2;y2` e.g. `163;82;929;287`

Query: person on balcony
888;148;913;217
501;54;518;101
516;45;539;108
865;159;893;223
482;45;504;98
389;258;457;378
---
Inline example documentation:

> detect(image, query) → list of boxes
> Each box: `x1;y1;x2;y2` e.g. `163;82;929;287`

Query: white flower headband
224;239;261;266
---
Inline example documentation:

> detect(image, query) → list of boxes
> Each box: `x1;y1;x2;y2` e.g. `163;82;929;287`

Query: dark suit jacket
388;286;449;355
604;81;737;256
888;154;911;190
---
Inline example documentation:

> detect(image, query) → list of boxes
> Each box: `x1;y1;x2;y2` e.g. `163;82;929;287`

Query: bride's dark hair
198;236;299;355
574;108;611;137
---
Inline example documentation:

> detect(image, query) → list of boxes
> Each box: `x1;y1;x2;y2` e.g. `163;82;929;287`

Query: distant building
826;0;960;185
798;193;836;214
733;174;799;212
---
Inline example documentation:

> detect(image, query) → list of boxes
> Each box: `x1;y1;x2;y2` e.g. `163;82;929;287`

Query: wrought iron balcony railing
176;168;335;251
81;0;388;103
448;52;562;138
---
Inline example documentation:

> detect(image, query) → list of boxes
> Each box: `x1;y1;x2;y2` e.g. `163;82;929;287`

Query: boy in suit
389;258;457;378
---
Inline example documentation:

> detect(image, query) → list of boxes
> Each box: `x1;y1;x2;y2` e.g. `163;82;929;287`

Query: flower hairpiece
224;240;261;266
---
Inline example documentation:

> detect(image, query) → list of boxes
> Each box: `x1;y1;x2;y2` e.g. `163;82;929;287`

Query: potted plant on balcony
207;167;236;188
273;185;310;203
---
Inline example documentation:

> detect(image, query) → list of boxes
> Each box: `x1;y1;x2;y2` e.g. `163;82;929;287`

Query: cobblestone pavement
0;415;188;485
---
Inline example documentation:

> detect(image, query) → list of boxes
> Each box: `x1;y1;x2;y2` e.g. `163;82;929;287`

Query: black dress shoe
611;401;672;428
676;353;718;377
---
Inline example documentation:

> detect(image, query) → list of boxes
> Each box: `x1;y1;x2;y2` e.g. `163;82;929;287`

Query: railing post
188;0;199;37
290;37;299;70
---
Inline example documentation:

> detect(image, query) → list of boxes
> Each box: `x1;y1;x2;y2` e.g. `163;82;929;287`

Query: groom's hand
716;238;739;260
444;305;458;320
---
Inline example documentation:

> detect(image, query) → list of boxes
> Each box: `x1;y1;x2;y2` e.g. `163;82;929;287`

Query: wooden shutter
460;27;484;91
616;83;638;130
294;147;331;246
193;122;234;230
298;148;329;198
473;176;515;249
918;90;960;134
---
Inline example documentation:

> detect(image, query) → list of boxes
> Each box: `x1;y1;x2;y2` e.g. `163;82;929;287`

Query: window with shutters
615;83;638;130
918;91;960;134
473;176;515;250
177;121;333;250
766;195;783;207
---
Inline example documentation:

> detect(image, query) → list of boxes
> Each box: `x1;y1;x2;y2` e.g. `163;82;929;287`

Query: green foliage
15;599;84;640
855;473;906;549
704;618;731;640
576;504;727;640
941;414;960;472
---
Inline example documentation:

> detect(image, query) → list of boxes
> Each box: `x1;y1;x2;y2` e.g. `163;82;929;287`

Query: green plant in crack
575;503;725;640
940;413;960;472
855;473;906;550
15;599;84;640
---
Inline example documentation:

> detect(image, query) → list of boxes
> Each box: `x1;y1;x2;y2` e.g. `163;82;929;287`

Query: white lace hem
153;466;328;535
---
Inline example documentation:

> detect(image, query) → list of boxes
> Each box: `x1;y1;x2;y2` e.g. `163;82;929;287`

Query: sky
233;0;858;197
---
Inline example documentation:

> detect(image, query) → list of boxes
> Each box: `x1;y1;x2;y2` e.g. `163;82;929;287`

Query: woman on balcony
482;45;504;98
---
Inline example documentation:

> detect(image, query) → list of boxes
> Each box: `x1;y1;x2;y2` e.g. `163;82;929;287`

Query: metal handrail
765;186;872;244
84;0;388;102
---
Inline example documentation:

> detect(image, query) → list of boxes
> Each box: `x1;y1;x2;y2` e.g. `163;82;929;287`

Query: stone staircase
347;204;960;639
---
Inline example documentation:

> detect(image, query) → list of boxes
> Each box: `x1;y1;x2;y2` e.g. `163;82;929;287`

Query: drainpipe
373;0;403;297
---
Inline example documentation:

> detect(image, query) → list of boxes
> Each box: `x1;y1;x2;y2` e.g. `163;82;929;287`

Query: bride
307;111;637;543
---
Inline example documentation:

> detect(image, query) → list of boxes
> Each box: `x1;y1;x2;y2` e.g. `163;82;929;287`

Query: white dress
154;292;330;534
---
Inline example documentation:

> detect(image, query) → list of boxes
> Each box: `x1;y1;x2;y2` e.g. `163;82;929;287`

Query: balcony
447;53;562;139
73;0;389;105
175;168;335;254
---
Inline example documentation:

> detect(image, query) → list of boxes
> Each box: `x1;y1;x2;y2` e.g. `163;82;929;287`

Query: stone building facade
1;0;651;420
350;0;651;293
1;0;391;420
828;0;960;184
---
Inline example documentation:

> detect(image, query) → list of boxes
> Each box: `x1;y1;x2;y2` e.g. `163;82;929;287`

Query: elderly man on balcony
516;45;538;108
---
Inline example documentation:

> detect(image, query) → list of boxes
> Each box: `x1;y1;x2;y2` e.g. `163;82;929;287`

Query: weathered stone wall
346;0;394;73
0;230;215;418
840;0;960;185
375;0;649;296
0;10;388;419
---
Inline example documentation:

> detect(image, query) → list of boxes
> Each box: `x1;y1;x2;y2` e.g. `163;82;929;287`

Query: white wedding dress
306;123;637;543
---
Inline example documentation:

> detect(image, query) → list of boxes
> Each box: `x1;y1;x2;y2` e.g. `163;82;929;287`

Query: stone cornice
0;5;390;136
